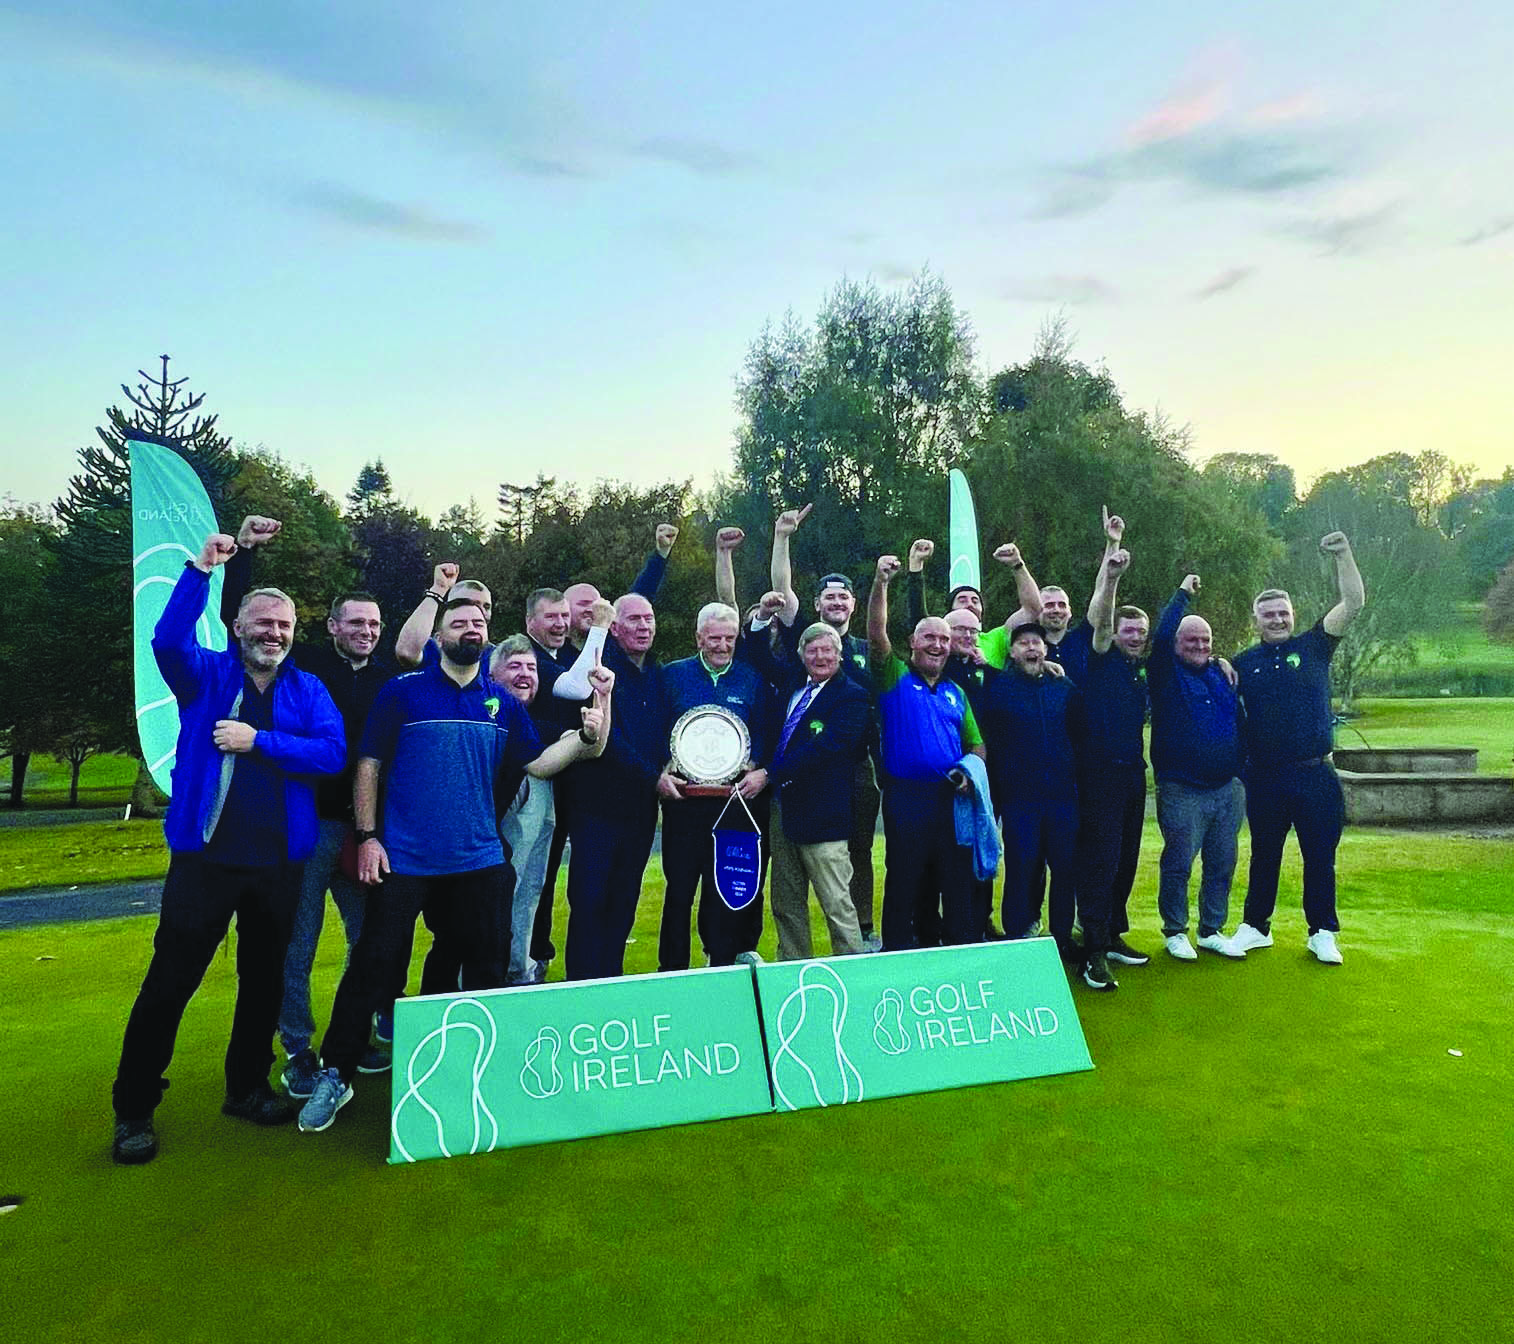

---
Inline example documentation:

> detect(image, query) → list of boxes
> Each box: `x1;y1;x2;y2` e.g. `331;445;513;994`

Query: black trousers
565;799;658;980
320;866;509;1082
880;778;977;951
658;793;768;970
113;853;301;1119
422;862;517;992
1001;796;1079;953
1243;761;1345;934
1075;763;1147;955
531;788;572;964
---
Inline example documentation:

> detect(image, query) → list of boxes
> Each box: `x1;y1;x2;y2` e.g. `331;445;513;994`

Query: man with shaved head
1147;574;1248;962
868;554;987;950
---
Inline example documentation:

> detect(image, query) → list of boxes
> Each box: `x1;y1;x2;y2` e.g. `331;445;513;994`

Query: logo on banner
771;962;864;1109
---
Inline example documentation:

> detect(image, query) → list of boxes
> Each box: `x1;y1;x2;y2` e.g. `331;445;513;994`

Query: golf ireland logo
771;962;864;1110
391;998;500;1163
872;988;910;1056
520;1025;564;1099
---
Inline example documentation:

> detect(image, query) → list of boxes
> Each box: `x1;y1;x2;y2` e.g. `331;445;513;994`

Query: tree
1483;556;1514;642
48;358;238;812
1201;452;1297;530
498;476;557;547
227;447;357;635
0;501;61;806
968;328;1280;652
723;269;983;604
1448;468;1514;598
1279;453;1463;707
344;463;435;654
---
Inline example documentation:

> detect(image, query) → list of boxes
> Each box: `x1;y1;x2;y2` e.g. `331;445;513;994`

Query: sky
2;0;1512;524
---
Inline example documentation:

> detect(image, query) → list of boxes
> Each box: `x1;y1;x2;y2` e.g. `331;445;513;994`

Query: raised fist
715;526;745;553
1319;531;1352;555
589;598;615;629
758;589;787;618
655;523;679;557
198;533;238;570
908;539;935;571
580;705;606;741
993;542;1023;568
432;562;459;594
876;555;901;584
1102;505;1125;544
774;504;813;537
236;515;281;549
1181;574;1201;596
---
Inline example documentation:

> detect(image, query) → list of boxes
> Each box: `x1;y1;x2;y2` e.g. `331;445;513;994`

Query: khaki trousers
770;798;862;959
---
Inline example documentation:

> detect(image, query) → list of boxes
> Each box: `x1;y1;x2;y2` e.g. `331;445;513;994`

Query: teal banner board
389;967;773;1163
948;467;981;594
754;940;1092;1112
129;436;225;795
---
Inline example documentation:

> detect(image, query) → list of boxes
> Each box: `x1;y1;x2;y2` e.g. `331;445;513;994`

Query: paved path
0;880;162;930
0;807;131;829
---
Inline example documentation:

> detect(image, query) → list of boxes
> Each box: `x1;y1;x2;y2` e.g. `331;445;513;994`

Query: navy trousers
565;799;658;980
1242;761;1345;934
880;778;977;951
1000;795;1079;954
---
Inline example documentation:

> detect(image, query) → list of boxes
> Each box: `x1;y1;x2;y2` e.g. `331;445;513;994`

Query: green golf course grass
4;823;1510;1344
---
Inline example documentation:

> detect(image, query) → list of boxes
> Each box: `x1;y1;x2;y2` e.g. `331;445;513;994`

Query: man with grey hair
112;531;345;1164
1231;533;1365;964
767;623;871;958
657;600;773;968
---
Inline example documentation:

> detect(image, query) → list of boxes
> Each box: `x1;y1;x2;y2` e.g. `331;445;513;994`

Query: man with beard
216;514;395;1098
111;532;346;1164
561;592;666;980
1231;532;1365;965
392;562;496;669
298;597;610;1134
769;504;883;951
1073;546;1153;990
658;602;773;969
1148;575;1248;962
975;621;1087;968
867;555;987;950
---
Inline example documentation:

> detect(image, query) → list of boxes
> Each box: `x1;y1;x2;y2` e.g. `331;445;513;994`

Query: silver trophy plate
669;704;750;787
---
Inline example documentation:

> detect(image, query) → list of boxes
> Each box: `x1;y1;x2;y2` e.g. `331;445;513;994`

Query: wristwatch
355;829;379;845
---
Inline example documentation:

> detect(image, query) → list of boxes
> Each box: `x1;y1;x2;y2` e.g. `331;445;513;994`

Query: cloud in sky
1032;55;1356;219
1279;203;1397;255
1003;274;1119;305
293;184;491;243
1460;216;1513;246
631;136;758;176
1192;266;1257;300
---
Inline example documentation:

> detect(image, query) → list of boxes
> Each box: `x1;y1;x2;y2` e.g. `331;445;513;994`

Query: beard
442;638;485;666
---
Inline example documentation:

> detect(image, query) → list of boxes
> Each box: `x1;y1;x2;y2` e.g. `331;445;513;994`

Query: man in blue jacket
112;532;346;1165
766;624;871;959
1148;575;1248;962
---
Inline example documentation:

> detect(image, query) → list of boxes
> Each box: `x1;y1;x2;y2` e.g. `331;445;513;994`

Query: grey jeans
500;776;555;982
279;817;366;1057
1155;778;1244;937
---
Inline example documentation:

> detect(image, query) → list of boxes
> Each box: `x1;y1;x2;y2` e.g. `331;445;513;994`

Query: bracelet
578;727;597;745
423;590;445;604
355;829;379;845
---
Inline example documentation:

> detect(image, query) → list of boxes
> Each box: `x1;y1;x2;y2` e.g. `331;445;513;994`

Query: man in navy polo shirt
867;554;986;951
298;596;611;1134
1148;574;1248;962
658;602;773;969
1231;532;1365;965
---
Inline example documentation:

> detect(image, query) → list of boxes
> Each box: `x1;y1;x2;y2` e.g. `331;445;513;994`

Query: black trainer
112;1116;159;1165
222;1081;299;1126
1081;952;1118;991
1107;936;1150;966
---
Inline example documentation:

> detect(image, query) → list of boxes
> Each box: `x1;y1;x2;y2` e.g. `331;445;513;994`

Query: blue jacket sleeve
631;552;667;602
152;565;219;703
1148;590;1188;686
257;675;347;775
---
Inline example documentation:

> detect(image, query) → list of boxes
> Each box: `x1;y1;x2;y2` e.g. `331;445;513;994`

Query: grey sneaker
357;1045;391;1075
223;1082;299;1126
112;1116;158;1165
298;1068;354;1134
860;932;884;954
281;1048;321;1099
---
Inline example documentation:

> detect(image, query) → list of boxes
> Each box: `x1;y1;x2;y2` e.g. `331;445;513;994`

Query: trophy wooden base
680;783;735;798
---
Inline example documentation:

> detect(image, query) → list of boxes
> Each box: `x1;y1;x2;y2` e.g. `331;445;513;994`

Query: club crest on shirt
484;696;501;719
809;720;824;735
1286;653;1301;669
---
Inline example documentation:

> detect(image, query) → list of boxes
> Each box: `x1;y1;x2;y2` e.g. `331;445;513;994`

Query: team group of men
110;504;1365;1164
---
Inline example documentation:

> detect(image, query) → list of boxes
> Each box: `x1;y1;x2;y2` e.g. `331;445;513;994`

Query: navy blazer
768;673;870;845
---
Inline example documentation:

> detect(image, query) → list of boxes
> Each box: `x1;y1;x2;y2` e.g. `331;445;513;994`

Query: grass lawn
6;752;141;809
0;819;170;893
1343;698;1514;773
4;822;1511;1344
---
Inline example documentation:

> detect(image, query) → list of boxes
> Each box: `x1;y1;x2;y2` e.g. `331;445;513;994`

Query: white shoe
1164;934;1198;961
1198;932;1245;959
1307;929;1344;964
1230;922;1274;954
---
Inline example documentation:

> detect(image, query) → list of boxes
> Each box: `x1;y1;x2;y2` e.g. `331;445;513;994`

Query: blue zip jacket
1148;589;1244;787
154;565;346;859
